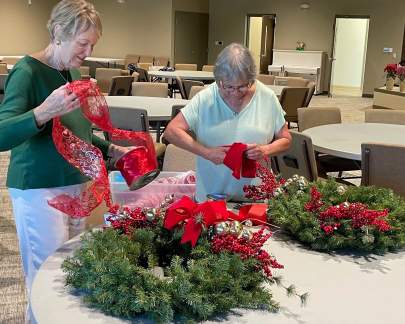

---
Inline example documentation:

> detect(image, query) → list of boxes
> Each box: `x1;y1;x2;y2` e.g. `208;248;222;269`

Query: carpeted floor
0;94;372;323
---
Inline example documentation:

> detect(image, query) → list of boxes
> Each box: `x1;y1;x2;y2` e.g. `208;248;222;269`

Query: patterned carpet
0;151;27;324
0;94;372;323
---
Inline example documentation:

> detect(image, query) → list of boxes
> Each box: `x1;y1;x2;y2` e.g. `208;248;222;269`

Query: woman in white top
164;43;291;201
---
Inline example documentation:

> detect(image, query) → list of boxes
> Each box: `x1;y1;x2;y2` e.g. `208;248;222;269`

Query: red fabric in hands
223;142;256;179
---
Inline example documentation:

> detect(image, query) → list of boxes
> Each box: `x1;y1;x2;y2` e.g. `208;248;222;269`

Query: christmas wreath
62;196;306;323
265;175;405;254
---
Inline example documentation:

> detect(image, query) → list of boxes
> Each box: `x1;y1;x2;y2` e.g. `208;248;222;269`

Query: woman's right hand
205;146;229;165
33;84;81;127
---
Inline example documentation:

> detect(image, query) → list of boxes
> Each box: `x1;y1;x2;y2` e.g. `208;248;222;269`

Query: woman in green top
0;0;129;313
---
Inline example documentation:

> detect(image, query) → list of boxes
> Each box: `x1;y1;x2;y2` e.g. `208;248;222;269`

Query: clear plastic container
109;171;195;208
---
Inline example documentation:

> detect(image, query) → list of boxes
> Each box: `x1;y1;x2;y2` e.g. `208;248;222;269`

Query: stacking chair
257;74;275;85
137;62;153;71
183;80;204;99
286;77;310;87
124;54;140;69
361;143;405;197
0;63;8;74
202;65;214;72
161;105;187;145
131;71;140;82
297;107;361;180
175;63;197;71
154;57;170;67
78;66;90;79
175;77;187;99
278;87;308;128
162;144;196;171
365;109;405;125
105;107;166;160
297;107;341;132
272;131;318;181
139;55;154;64
0;74;7;100
304;82;316;107
131;82;168;97
95;68;129;94
132;67;149;82
108;76;134;96
189;85;205;99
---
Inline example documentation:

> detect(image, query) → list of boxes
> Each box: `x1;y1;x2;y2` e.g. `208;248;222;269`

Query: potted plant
397;65;405;92
384;64;397;91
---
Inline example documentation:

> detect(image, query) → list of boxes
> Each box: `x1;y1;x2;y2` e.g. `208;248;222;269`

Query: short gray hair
47;0;102;42
213;43;256;84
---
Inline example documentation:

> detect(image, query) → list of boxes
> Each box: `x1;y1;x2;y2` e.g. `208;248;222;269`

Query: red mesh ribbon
223;142;256;179
48;80;157;218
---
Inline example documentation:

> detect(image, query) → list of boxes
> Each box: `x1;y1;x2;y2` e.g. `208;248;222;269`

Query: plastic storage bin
109;171;195;208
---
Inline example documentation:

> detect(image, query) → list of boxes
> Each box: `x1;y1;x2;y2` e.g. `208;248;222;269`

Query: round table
31;230;405;324
303;123;405;160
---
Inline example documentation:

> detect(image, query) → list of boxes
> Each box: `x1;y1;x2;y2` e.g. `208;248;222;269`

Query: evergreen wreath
267;177;405;254
62;199;307;323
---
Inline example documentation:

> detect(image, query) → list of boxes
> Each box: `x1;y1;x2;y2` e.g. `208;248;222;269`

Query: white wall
332;18;369;88
248;17;262;70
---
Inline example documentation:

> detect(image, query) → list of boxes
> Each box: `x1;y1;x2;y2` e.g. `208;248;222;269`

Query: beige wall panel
0;0;58;55
208;0;405;95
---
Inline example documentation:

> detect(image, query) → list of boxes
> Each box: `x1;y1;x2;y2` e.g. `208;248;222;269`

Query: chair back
124;54;140;67
273;131;318;181
131;82;168;97
139;55;154;63
132;67;149;82
95;68;129;93
0;74;7;92
108;76;134;96
154;56;170;67
105;107;149;145
0;63;8;74
175;63;197;71
137;62;153;71
279;87;308;125
286;77;310;87
189;85;204;99
304;81;316;107
162;144;196;171
131;71;140;82
297;107;341;132
257;74;275;85
361;143;405;197
202;65;214;72
175;77;187;99
183;79;204;99
171;104;186;119
365;109;405;125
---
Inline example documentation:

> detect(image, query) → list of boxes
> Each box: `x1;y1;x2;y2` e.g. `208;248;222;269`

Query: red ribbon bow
223;143;256;179
164;196;268;247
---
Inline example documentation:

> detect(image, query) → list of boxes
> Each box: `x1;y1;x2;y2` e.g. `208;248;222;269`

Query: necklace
56;69;71;84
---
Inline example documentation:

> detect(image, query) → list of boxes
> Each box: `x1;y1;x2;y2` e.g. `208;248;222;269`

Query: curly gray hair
213;43;256;84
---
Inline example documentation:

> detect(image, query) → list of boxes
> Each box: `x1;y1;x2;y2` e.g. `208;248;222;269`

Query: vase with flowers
397;66;405;92
384;64;397;91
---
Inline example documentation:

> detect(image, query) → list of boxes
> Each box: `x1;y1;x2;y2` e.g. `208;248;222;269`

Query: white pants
8;184;86;300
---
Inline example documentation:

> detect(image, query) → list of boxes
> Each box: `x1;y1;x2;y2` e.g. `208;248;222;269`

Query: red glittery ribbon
48;80;157;218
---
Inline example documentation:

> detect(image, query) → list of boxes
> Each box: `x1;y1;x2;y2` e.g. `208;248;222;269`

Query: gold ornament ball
229;221;243;235
215;222;228;235
240;228;252;240
337;185;346;195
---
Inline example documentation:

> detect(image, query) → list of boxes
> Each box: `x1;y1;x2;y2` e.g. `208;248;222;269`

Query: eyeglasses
220;81;252;93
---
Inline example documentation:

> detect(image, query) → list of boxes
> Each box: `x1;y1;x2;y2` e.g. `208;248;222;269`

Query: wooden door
259;15;275;74
174;11;209;70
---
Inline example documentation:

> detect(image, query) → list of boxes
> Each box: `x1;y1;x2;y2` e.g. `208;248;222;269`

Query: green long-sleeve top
0;55;110;189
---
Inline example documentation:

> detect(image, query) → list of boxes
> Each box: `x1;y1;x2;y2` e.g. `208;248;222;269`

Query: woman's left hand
108;144;136;164
245;144;268;160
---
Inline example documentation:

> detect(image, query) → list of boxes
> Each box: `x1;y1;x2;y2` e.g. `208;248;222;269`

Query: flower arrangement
267;178;405;253
384;63;398;79
62;197;306;323
397;65;405;81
